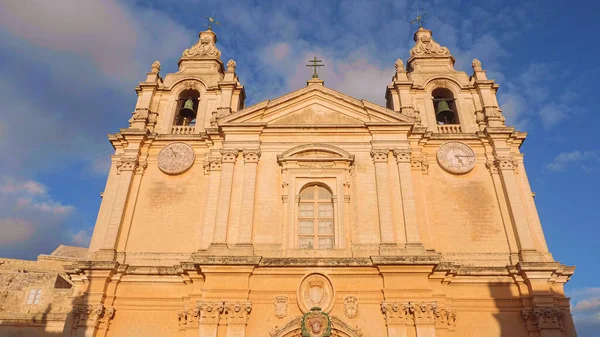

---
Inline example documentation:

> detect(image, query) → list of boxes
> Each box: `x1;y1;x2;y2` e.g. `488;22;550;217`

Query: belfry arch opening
174;89;200;126
432;87;459;125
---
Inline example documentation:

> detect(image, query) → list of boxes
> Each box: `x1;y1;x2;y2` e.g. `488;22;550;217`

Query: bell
178;98;196;120
435;100;456;124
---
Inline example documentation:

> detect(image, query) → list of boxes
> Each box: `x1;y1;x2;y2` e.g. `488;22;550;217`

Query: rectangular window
299;237;314;249
318;204;333;217
26;289;42;304
318;238;333;249
299;203;314;217
299;220;314;234
318;220;333;234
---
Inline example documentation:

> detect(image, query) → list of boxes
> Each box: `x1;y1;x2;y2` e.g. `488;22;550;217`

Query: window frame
26;288;42;305
297;184;335;250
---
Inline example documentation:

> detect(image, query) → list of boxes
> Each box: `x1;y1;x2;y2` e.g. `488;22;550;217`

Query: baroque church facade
0;27;577;337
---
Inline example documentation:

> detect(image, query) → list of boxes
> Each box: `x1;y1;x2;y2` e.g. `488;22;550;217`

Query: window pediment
277;144;354;165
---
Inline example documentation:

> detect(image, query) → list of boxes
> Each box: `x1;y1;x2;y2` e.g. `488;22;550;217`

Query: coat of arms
274;295;288;318
301;307;331;337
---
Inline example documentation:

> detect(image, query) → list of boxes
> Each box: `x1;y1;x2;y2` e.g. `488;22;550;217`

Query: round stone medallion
157;142;195;174
436;142;476;174
298;273;335;313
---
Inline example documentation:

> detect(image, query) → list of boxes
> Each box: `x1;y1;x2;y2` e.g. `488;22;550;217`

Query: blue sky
0;0;598;334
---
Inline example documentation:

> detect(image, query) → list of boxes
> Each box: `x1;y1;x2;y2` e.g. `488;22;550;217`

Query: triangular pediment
218;84;415;126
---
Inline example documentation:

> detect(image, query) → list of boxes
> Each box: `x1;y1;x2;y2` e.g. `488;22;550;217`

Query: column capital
224;301;253;325
116;156;139;174
71;304;116;330
242;148;261;163
371;148;389;163
393;148;411;163
206;157;222;171
413;301;437;325
521;306;566;331
381;301;414;326
221;148;239;163
196;301;225;325
494;155;519;172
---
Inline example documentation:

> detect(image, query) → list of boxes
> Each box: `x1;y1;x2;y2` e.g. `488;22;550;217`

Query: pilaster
211;149;239;251
371;148;397;252
196;301;225;337
236;149;261;252
199;157;222;250
224;301;253;337
393;148;424;252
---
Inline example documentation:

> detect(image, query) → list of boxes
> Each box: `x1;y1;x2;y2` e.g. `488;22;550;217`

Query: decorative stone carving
343;296;358;319
485;160;499;174
71;304;115;329
483;105;506;126
413;301;437;325
437;142;476;174
410;29;450;57
196;301;225;325
393;148;411;163
116;157;138;174
148;111;158;126
150;60;161;73
522;307;566;331
400;106;421;124
157;142;196;175
210;107;232;126
370;149;389;163
411;154;429;174
182;31;221;58
274;295;288;318
182;79;201;90
227;59;237;72
128;108;150;127
135;159;148;175
435;308;457;331
220;148;239;163
472;58;482;71
394;58;404;72
475;109;485;126
209;158;222;171
494;156;519;172
298;273;335;313
224;301;252;325
301;307;332;337
177;307;196;326
243;148;261;163
431;78;451;89
380;301;414;325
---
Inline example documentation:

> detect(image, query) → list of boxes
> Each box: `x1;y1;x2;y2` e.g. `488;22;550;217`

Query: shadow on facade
488;273;578;337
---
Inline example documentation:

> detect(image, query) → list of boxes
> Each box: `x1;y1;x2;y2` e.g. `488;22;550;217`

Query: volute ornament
183;31;222;58
410;29;450;57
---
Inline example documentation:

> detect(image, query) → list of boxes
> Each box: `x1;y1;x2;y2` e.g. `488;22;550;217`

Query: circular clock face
437;142;476;174
157;142;195;174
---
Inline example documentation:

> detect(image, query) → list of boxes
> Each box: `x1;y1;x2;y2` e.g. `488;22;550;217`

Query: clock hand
455;155;464;165
170;148;177;157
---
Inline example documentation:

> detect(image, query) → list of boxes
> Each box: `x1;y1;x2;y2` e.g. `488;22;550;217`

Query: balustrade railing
171;125;195;135
437;124;462;133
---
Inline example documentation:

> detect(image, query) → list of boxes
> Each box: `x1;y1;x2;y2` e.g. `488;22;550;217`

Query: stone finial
150;60;161;73
395;58;405;72
182;30;221;59
227;59;237;72
472;58;482;71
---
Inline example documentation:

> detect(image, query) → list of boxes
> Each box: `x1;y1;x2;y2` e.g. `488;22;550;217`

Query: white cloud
539;103;569;129
545;151;599;173
569;288;600;337
0;177;84;258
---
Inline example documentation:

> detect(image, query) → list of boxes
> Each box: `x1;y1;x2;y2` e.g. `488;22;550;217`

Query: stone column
197;301;224;337
393;149;422;250
371;149;396;248
494;156;536;254
224;301;252;337
236;149;261;251
71;304;115;337
212;149;239;248
97;156;137;259
199;158;222;250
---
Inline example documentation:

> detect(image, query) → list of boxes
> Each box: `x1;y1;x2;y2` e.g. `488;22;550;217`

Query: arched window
432;88;458;125
174;89;200;126
298;184;334;249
